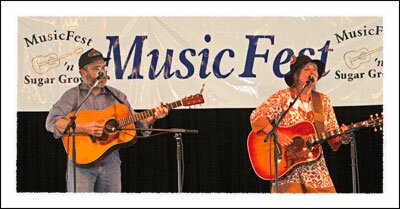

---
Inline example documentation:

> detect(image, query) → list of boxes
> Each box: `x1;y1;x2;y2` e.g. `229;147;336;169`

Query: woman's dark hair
291;62;307;87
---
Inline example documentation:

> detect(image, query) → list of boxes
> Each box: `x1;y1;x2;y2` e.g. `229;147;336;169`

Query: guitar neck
305;120;372;146
368;47;383;55
118;100;182;127
351;47;383;61
358;47;383;59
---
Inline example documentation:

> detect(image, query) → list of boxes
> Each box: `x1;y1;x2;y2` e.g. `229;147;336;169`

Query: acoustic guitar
247;113;383;180
62;93;204;167
343;47;382;69
31;47;83;74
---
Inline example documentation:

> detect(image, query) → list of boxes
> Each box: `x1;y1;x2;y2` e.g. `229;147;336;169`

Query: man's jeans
66;151;121;192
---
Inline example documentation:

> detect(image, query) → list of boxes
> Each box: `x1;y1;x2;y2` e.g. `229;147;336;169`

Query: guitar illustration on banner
343;47;383;69
31;47;83;74
247;113;383;180
62;93;205;167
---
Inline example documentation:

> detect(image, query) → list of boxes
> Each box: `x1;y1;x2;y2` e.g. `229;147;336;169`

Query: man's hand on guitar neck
145;102;169;125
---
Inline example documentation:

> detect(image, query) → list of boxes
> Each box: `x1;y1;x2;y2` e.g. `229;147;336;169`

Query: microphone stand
175;133;183;193
63;79;101;193
267;77;314;193
348;132;359;193
118;127;198;192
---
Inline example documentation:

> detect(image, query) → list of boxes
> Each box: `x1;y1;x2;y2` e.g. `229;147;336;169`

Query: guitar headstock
75;47;84;54
369;112;383;132
65;47;84;57
181;94;204;106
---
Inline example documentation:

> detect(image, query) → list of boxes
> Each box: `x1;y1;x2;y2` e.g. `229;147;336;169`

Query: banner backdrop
18;17;383;111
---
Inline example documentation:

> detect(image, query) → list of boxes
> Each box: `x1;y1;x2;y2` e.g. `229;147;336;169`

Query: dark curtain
17;105;383;193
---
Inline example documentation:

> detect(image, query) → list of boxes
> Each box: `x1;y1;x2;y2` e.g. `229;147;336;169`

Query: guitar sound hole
104;119;119;134
290;137;305;150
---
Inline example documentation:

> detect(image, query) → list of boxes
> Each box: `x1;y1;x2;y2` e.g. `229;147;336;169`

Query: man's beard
97;81;106;88
86;75;106;88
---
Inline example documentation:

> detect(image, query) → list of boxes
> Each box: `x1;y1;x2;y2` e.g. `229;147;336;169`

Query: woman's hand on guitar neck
339;124;353;144
328;124;351;151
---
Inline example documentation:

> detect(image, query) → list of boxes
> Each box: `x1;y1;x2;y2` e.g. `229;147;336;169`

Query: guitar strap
74;84;126;109
104;86;125;105
312;91;325;133
104;86;136;117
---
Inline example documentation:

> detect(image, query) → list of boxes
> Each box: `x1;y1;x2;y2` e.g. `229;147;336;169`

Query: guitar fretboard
351;47;383;61
305;120;373;146
117;100;183;127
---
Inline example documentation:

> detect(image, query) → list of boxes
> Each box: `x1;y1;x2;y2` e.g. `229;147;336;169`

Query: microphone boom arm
117;127;199;134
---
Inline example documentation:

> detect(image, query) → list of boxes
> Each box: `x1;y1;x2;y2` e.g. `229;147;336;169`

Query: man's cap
78;48;111;69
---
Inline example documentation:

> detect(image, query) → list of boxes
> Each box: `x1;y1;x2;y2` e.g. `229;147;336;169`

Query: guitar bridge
88;135;96;143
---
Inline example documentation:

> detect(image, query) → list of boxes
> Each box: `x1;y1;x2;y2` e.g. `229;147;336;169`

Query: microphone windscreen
97;71;104;79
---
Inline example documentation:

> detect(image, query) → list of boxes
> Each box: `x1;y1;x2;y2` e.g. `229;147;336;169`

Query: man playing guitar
45;48;169;192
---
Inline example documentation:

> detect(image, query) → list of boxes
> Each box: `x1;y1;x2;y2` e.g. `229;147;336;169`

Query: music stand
118;127;198;192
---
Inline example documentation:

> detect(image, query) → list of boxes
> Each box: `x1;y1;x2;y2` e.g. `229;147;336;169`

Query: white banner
17;17;383;111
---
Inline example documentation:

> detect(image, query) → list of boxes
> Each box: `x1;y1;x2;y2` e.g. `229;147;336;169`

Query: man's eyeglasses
93;66;108;72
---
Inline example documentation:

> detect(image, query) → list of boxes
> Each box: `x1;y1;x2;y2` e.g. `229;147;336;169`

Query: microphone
96;71;105;80
306;75;315;84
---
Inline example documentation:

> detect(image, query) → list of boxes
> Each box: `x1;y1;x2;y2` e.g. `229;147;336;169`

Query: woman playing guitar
249;55;351;193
